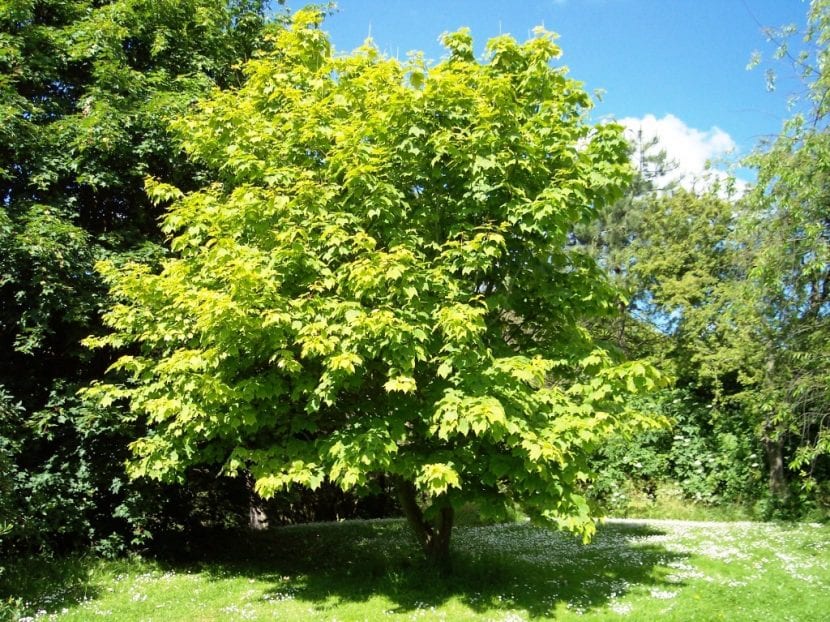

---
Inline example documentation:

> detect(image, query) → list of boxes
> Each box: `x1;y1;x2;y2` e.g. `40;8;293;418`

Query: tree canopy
741;0;830;492
0;0;276;551
88;10;664;563
578;0;830;511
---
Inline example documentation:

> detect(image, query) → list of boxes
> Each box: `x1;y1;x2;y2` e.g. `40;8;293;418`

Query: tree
572;131;678;360
590;141;827;511
741;0;830;502
88;10;664;566
0;0;277;552
602;188;770;502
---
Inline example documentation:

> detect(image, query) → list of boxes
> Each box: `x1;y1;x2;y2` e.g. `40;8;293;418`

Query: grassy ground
604;491;763;523
3;518;829;621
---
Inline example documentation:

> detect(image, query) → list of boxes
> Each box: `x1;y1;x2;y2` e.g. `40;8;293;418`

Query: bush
588;388;765;515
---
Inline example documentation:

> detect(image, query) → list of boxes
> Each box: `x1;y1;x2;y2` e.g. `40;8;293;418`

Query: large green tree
89;10;664;565
575;140;767;510
582;8;830;505
741;0;830;500
0;0;277;551
603;188;767;502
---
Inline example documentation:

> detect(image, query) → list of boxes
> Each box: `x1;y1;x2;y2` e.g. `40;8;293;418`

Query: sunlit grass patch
3;518;828;621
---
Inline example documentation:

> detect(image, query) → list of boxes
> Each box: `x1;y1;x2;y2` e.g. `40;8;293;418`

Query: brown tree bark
764;432;790;502
245;473;269;530
394;477;454;571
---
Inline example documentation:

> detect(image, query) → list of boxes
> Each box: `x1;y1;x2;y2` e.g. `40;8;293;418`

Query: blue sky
282;1;811;183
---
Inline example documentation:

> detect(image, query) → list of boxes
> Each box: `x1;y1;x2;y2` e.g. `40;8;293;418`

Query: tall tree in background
0;0;278;551
573;131;677;360
742;0;830;501
88;10;664;567
584;0;830;511
577;135;768;510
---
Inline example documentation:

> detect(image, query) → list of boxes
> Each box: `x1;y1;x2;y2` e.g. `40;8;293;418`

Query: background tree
581;5;830;509
88;10;664;567
741;0;830;504
0;0;279;553
573;130;677;360
571;0;830;512
600;189;767;506
575;137;768;512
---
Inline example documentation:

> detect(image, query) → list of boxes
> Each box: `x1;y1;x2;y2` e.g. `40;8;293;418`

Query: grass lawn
3;518;828;621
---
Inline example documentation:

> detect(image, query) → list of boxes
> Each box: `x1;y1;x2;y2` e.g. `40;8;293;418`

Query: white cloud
618;113;746;195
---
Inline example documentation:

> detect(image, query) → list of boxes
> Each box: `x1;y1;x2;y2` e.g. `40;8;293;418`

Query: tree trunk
761;360;790;504
245;473;269;530
763;431;789;502
394;477;454;571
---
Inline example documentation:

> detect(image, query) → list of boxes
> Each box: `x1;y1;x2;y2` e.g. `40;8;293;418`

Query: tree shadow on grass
158;518;688;619
0;555;102;620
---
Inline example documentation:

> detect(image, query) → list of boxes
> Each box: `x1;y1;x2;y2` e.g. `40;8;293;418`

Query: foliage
588;388;764;513
741;0;830;492
0;386;22;576
589;182;820;511
573;134;770;513
575;108;827;513
572;130;680;361
584;169;828;515
88;10;665;563
0;0;278;553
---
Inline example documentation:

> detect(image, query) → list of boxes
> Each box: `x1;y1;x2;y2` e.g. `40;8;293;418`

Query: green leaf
384;376;417;394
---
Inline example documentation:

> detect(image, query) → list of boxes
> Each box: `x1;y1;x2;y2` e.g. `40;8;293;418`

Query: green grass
3;518;829;621
604;486;763;523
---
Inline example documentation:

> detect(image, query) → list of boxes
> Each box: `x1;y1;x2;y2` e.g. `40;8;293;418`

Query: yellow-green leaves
491;356;552;388
254;461;325;498
416;463;462;496
435;303;486;347
327;426;400;490
92;10;656;545
328;351;363;375
440;227;507;276
440;28;475;62
144;177;184;206
384;375;418;394
431;392;509;440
